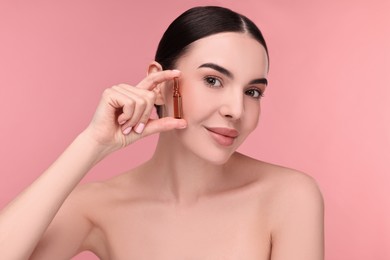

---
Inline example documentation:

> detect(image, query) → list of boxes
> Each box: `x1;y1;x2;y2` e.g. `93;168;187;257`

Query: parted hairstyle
154;6;269;117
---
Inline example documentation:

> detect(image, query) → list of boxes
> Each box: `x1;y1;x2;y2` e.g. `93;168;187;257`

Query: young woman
0;6;324;260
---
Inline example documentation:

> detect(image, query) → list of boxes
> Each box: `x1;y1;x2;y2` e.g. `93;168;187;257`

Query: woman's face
162;32;269;164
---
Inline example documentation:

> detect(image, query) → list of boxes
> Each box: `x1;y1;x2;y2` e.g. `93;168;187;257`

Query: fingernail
172;69;181;73
123;126;132;135
135;123;145;134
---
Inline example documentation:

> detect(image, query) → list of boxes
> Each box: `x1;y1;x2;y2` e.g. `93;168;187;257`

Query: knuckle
111;85;120;91
145;90;156;99
123;102;134;111
148;74;160;85
117;83;130;89
102;88;113;97
151;78;159;86
138;99;147;108
143;76;153;85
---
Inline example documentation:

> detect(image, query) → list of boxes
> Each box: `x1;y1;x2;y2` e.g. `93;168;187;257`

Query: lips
205;127;239;138
204;127;239;146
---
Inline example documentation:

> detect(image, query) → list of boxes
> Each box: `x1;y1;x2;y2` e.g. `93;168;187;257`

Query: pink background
1;0;389;259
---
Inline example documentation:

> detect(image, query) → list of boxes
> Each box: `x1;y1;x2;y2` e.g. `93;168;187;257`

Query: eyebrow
249;78;268;86
198;63;233;78
198;62;268;86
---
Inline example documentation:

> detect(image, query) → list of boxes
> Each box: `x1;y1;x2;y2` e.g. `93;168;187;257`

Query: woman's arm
0;69;186;259
0;132;107;260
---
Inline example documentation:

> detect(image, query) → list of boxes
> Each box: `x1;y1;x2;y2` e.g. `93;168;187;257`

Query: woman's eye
245;88;264;99
204;76;222;88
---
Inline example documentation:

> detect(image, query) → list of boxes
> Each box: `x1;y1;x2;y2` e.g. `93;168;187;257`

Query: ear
147;61;165;105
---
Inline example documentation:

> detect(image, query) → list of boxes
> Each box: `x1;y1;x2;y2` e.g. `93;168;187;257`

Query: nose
219;91;244;120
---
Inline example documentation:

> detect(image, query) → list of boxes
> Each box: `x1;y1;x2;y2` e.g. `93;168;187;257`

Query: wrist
76;130;114;163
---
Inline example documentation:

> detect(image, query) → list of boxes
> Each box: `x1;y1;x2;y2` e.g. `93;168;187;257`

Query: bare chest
91;191;271;260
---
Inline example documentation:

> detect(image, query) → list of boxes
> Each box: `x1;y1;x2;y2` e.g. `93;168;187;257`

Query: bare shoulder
233;152;323;202
59;174;137;257
261;162;324;222
72;173;134;207
264;163;323;204
233;153;324;259
231;152;324;225
30;180;117;259
67;181;112;207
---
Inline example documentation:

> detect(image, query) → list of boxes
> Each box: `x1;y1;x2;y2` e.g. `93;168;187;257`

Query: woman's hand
84;69;186;153
0;71;189;259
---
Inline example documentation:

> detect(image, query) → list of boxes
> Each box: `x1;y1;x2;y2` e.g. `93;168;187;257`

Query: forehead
178;32;269;76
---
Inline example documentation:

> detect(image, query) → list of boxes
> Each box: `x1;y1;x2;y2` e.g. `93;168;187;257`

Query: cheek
181;83;214;120
243;101;261;130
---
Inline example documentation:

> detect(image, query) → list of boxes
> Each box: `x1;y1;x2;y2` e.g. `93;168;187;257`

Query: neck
143;131;230;206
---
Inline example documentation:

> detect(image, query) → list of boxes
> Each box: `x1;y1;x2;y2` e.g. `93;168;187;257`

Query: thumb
141;117;187;137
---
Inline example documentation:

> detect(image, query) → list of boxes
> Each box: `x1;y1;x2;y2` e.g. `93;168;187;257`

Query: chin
175;127;242;165
194;145;237;165
206;155;232;165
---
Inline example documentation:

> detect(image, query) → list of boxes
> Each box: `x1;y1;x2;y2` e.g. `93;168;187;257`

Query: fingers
137;69;181;90
141;117;187;137
116;69;180;133
108;69;181;137
111;84;156;134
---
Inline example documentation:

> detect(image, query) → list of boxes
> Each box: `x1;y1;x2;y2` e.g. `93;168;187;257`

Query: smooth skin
0;32;324;260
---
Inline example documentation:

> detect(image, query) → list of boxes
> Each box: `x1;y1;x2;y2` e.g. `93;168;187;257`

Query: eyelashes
203;76;264;99
245;88;264;99
203;76;222;88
